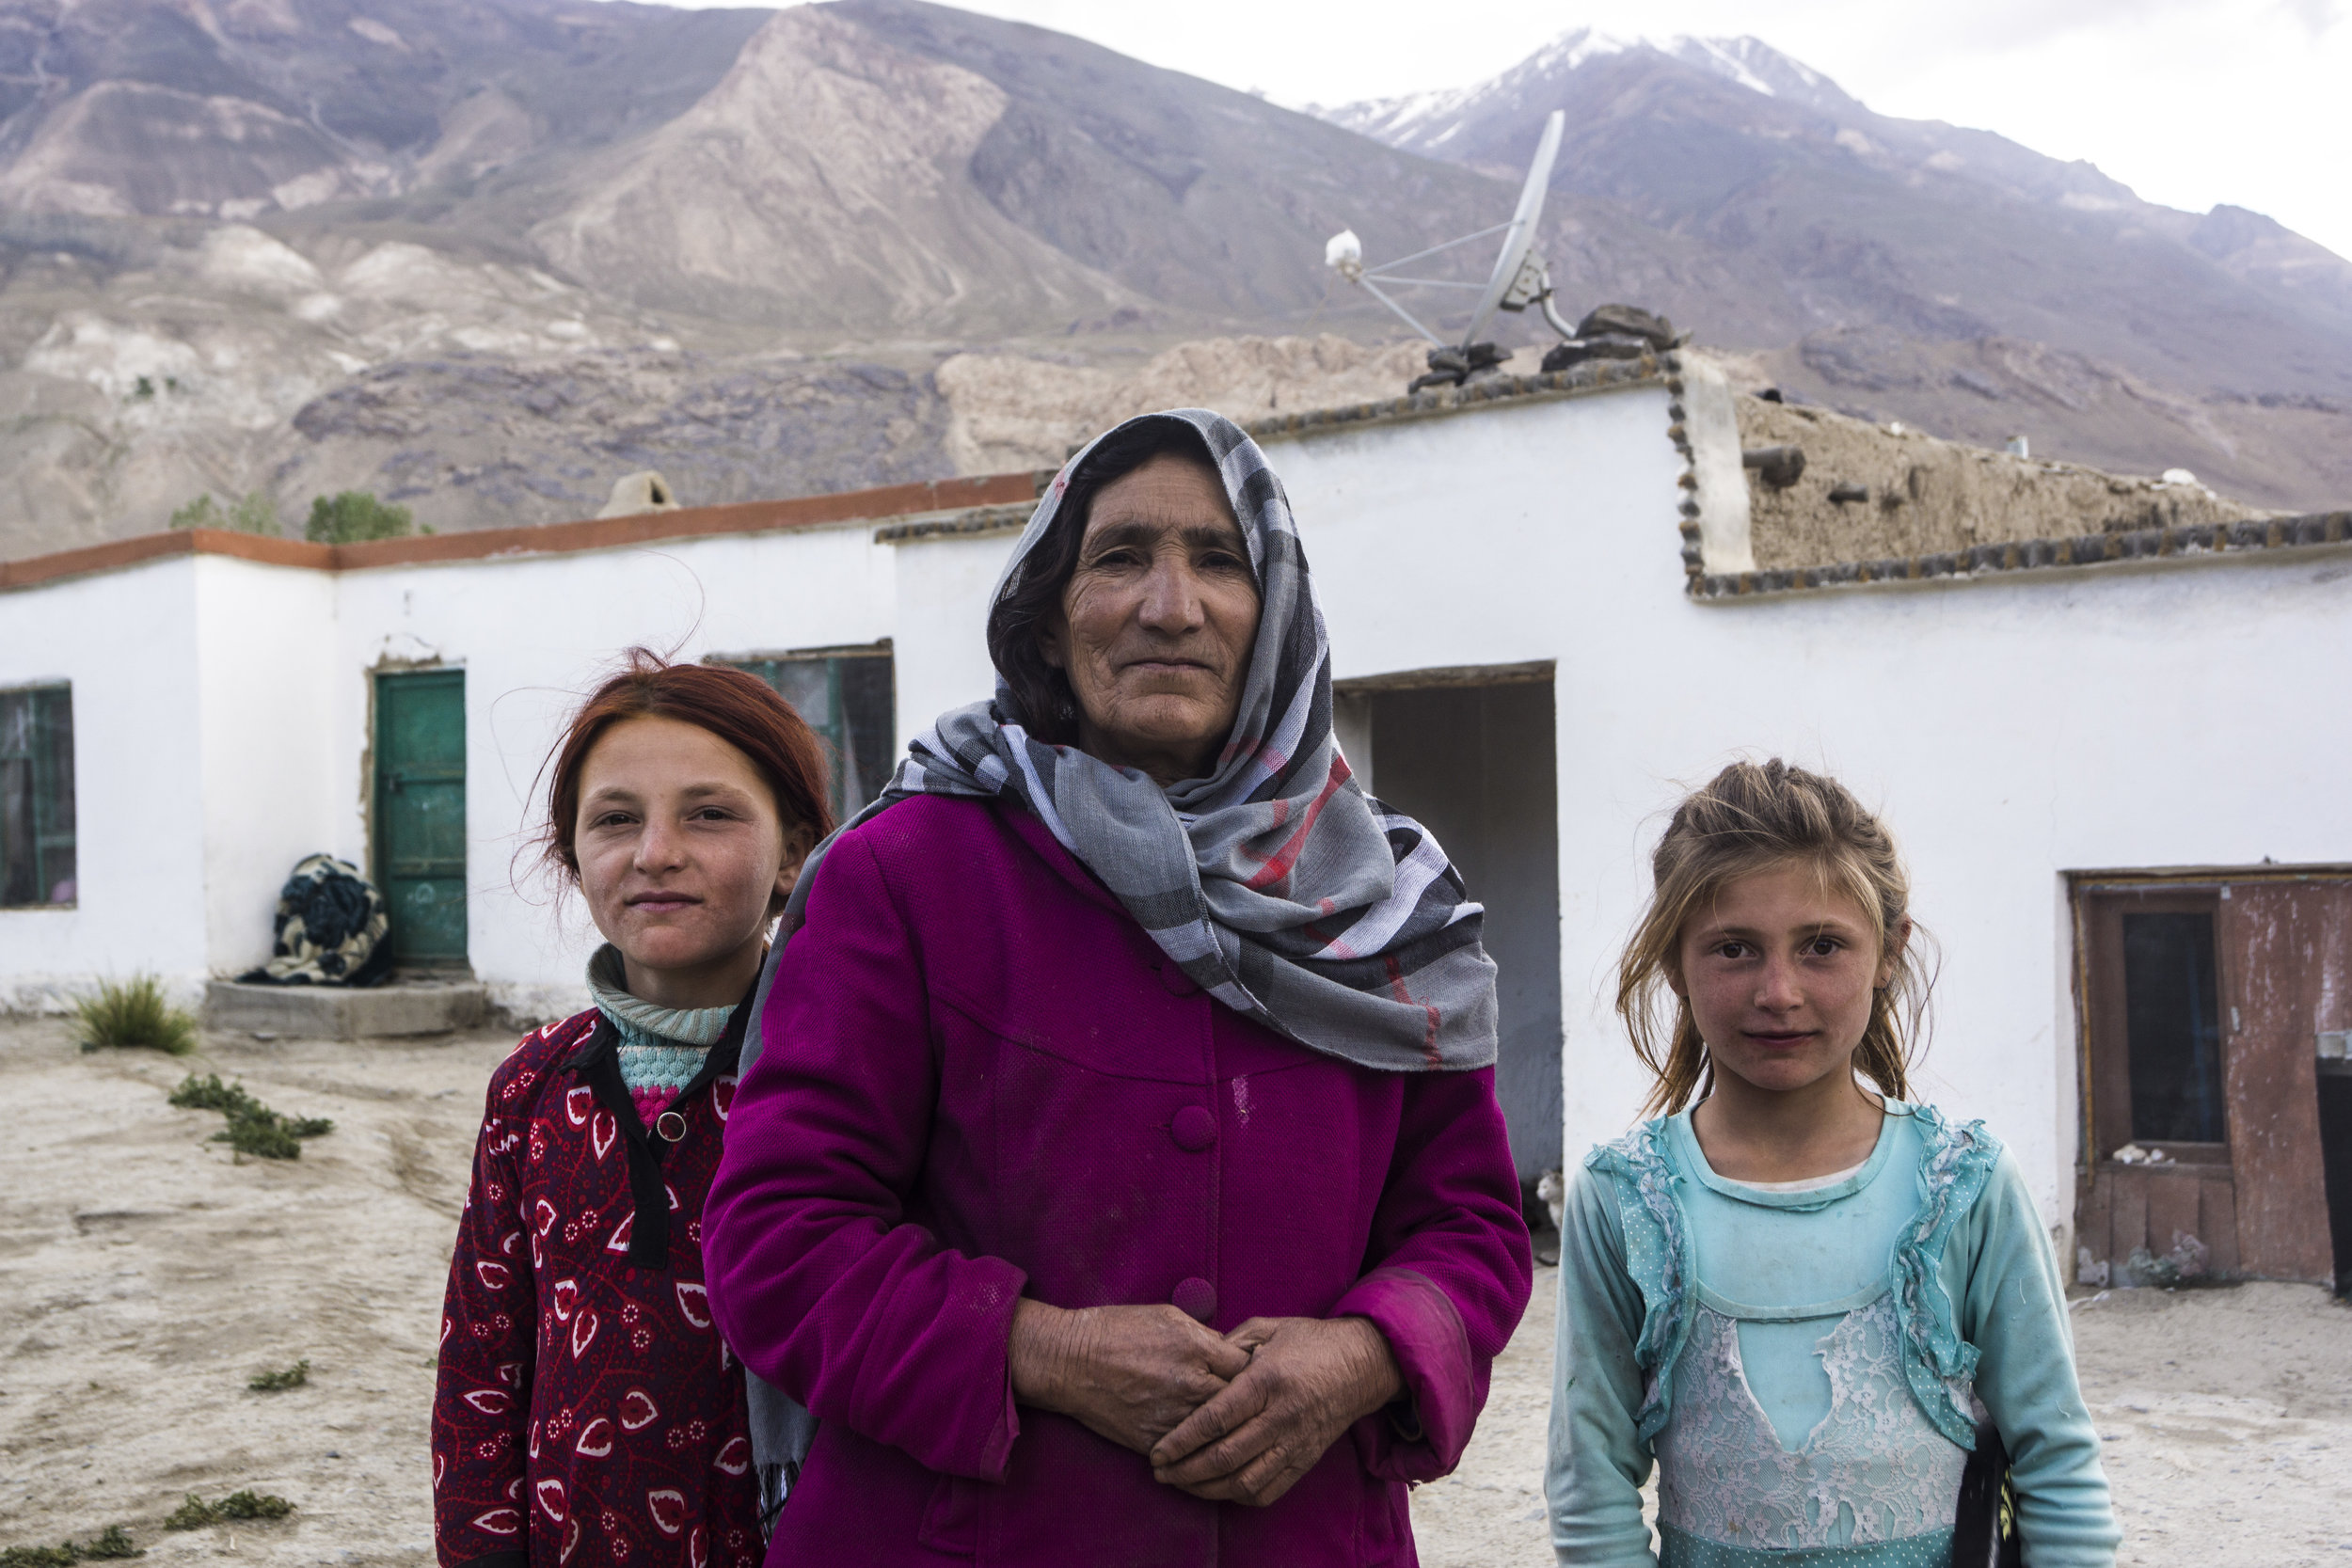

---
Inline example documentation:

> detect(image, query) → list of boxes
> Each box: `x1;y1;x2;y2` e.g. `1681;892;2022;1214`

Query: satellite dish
1462;110;1564;347
1325;109;1581;388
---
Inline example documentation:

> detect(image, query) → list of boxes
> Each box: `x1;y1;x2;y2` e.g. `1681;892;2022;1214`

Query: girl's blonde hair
1617;759;1929;1117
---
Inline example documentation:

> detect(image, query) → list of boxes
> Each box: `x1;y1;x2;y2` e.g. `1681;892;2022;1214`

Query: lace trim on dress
1587;1118;1692;1444
1887;1104;2002;1449
1656;1299;1968;1551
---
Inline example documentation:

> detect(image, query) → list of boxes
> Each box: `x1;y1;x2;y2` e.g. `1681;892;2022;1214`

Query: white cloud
2280;0;2343;34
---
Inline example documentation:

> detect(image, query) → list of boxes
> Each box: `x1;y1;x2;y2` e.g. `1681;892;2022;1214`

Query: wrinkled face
1039;452;1263;787
572;715;810;978
1672;862;1901;1099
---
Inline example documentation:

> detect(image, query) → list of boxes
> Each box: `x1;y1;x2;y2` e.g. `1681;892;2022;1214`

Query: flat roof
0;356;1673;593
0;471;1048;594
1695;512;2352;600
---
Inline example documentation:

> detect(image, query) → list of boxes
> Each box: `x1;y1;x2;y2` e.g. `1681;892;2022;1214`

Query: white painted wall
887;529;1023;752
0;557;212;1009
1247;389;2352;1231
2;521;898;1019
877;386;2352;1223
194;555;341;980
325;523;899;1018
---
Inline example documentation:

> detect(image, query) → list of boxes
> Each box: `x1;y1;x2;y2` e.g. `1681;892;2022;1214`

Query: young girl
434;653;832;1568
1547;760;2119;1568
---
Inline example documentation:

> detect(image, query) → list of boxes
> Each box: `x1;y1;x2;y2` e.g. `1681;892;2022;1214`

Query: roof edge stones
1242;354;1667;443
1693;513;2352;600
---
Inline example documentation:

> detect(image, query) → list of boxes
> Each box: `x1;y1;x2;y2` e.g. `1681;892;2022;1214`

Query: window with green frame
716;648;896;823
0;684;75;908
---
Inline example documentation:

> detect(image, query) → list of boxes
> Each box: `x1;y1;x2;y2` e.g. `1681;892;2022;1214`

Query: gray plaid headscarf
812;407;1496;1072
737;409;1500;1500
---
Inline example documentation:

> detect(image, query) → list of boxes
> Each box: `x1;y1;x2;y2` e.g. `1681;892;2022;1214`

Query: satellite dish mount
1326;110;1576;391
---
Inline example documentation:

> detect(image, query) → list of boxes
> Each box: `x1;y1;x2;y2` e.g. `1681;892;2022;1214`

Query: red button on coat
1170;1106;1216;1151
1171;1276;1216;1323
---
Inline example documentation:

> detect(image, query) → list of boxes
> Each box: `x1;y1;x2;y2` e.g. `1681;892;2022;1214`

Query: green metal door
373;670;468;967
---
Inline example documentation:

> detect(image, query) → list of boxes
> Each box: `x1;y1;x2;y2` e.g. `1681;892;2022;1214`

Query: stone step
204;979;487;1039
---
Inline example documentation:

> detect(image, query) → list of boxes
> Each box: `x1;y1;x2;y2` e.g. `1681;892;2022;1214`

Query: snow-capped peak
1528;25;1636;75
1319;26;1867;153
1662;37;1783;97
1319;26;1633;146
1656;35;1865;116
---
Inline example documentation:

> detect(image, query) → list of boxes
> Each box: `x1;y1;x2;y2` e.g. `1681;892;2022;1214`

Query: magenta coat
704;796;1533;1566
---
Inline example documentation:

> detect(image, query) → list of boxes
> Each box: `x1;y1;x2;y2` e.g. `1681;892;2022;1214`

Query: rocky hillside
0;1;2345;559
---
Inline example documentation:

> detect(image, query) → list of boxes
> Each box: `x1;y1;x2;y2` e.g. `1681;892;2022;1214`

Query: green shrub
165;1492;293;1530
304;491;413;544
0;1546;79;1566
246;1358;309;1392
215;1493;291;1523
168;1075;332;1161
167;1073;256;1116
168;492;279;535
215;1113;301;1160
73;977;196;1054
167;495;218;530
0;1525;144;1563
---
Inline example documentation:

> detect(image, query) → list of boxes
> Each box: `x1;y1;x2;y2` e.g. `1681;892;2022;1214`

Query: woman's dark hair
985;417;1225;744
540;649;836;916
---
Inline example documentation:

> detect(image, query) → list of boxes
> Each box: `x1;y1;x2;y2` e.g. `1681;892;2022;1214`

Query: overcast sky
707;0;2352;261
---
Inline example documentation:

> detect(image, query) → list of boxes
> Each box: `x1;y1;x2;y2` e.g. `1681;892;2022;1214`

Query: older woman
705;409;1532;1566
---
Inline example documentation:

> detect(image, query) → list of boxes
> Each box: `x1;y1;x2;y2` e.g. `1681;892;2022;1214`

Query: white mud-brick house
3;355;2347;1281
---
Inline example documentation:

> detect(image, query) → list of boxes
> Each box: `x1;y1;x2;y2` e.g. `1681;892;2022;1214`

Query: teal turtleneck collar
586;943;736;1048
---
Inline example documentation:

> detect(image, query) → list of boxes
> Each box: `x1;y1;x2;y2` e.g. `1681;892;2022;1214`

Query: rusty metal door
2217;879;2352;1282
2075;874;2352;1286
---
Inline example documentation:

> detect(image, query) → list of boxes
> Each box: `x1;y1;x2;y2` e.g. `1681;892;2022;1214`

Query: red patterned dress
432;1004;762;1568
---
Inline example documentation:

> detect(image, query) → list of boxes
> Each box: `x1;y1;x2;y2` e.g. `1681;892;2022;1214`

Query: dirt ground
4;1020;2349;1564
2070;1281;2352;1565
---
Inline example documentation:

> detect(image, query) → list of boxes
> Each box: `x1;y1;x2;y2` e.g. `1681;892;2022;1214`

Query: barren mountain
0;0;772;222
0;1;2344;560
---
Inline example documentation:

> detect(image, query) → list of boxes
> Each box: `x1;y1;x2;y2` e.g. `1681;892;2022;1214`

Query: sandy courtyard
4;1020;2349;1564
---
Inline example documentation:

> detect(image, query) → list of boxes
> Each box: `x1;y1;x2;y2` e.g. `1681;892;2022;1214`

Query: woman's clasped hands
1008;1300;1404;1507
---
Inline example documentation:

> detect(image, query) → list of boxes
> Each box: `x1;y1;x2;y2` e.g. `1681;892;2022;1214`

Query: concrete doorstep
204;978;487;1039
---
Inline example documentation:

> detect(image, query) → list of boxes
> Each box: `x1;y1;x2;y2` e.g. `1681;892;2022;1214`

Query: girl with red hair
432;652;834;1568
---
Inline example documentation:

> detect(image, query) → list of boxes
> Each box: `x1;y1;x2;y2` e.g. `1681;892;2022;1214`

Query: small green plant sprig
304;490;415;544
163;1492;292;1531
167;1075;332;1160
0;1523;143;1562
246;1359;309;1392
73;977;196;1055
168;492;279;535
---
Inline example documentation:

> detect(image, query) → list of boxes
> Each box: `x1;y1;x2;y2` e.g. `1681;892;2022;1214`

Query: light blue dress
1548;1101;2119;1568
